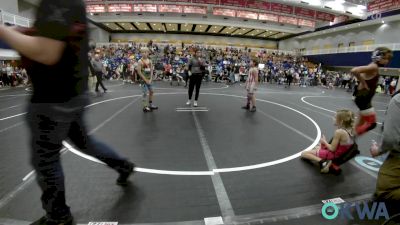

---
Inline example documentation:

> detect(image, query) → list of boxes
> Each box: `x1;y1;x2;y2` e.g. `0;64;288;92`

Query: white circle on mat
64;92;321;175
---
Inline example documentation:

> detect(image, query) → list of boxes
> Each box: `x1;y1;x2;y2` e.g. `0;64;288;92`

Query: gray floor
0;81;392;225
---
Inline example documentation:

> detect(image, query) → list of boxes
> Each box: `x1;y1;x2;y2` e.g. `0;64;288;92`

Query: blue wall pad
306;51;400;68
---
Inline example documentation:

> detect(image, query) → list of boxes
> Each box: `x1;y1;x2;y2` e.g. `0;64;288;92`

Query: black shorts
354;89;374;110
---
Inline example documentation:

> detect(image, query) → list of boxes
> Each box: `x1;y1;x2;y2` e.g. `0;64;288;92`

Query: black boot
116;161;135;186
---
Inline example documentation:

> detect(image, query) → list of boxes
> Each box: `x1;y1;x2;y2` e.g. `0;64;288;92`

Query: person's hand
144;79;150;85
320;135;327;145
370;143;380;158
188;71;192;77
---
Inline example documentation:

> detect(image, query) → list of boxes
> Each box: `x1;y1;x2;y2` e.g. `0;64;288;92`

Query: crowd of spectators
1;41;398;95
0;61;29;88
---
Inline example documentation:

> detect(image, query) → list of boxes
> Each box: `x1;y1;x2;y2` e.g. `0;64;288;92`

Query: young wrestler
137;47;158;112
301;109;355;173
351;47;392;136
242;58;259;112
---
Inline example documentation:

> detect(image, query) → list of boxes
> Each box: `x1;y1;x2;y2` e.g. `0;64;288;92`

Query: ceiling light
168;24;171;26
242;28;246;30
302;0;321;6
158;28;161;30
357;5;366;9
106;23;109;25
121;23;125;25
326;1;344;11
199;25;202;27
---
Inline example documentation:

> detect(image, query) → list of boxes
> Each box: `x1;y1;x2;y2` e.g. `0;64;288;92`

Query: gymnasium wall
111;33;278;49
0;0;18;14
279;20;400;51
306;51;400;68
89;23;110;44
17;0;36;19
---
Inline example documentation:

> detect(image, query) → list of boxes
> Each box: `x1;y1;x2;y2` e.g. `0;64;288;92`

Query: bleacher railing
302;43;400;55
0;10;32;59
0;10;32;27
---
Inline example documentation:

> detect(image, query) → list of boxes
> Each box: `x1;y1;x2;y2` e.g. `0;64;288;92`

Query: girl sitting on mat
301;109;355;173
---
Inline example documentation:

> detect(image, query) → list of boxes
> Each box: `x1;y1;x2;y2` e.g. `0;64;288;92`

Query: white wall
89;23;110;43
279;20;400;51
111;33;277;49
17;0;36;19
0;0;18;14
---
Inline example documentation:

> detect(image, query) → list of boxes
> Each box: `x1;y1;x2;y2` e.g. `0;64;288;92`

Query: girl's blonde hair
336;109;355;129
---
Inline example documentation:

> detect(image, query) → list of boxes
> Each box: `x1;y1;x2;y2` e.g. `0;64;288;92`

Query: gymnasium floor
0;80;391;225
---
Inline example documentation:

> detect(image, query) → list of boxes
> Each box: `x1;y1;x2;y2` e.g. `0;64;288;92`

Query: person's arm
188;59;192;76
102;63;107;74
150;61;153;83
350;64;378;90
0;26;65;65
254;69;259;86
320;130;343;152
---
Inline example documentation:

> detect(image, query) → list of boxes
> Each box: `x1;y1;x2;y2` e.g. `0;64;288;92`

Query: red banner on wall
332;15;349;24
279;16;298;25
367;0;400;12
258;13;279;22
133;4;157;12
192;0;219;4
87;4;106;13
213;7;236;17
158;4;183;12
108;4;133;12
246;0;270;10
271;3;294;14
298;18;315;27
236;10;258;19
165;0;192;3
316;11;335;21
295;7;315;18
221;0;246;7
183;5;207;14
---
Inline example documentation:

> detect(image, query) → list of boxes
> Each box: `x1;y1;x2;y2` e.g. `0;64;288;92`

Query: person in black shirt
0;1;135;224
